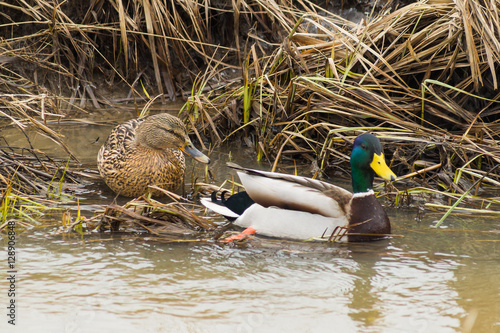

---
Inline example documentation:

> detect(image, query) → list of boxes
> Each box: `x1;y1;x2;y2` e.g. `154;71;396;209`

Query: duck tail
200;191;254;221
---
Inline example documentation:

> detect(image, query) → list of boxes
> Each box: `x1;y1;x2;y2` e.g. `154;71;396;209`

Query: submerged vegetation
0;146;81;231
1;0;500;236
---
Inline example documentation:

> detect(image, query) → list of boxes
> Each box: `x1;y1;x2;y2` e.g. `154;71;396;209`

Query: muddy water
1;110;500;333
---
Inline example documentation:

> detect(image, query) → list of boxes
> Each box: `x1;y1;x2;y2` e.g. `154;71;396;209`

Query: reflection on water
1;111;500;333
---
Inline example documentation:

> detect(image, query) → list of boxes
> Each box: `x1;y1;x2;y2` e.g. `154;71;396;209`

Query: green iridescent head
350;133;396;193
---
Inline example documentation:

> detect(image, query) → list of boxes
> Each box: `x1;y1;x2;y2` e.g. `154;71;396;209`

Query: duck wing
103;118;144;154
228;163;352;219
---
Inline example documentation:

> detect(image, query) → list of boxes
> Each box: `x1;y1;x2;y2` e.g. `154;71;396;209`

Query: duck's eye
360;143;367;150
160;127;184;141
161;128;175;134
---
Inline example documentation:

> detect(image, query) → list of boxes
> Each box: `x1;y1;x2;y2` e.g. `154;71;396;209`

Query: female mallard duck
201;133;396;242
97;113;210;197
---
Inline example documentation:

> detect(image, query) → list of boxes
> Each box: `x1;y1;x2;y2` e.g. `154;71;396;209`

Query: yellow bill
370;153;396;181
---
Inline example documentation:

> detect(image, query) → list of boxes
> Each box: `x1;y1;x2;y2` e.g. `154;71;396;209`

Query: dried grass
191;0;500;196
0;0;333;105
89;188;224;241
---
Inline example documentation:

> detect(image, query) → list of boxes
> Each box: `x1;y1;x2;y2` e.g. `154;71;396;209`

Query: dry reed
90;188;223;240
191;0;500;200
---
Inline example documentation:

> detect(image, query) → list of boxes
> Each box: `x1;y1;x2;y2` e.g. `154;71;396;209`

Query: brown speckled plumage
97;113;209;197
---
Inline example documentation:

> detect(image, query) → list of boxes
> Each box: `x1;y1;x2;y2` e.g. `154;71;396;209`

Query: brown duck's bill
181;144;210;164
370;153;396;181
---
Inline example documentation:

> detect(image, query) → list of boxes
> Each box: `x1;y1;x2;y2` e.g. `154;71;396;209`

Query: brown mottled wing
229;163;352;218
104;118;143;154
97;118;144;177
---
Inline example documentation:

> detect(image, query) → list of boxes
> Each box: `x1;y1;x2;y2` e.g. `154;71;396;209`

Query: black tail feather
210;190;254;221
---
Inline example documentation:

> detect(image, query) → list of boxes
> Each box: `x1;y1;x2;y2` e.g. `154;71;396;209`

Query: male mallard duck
201;133;396;242
97;113;210;197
